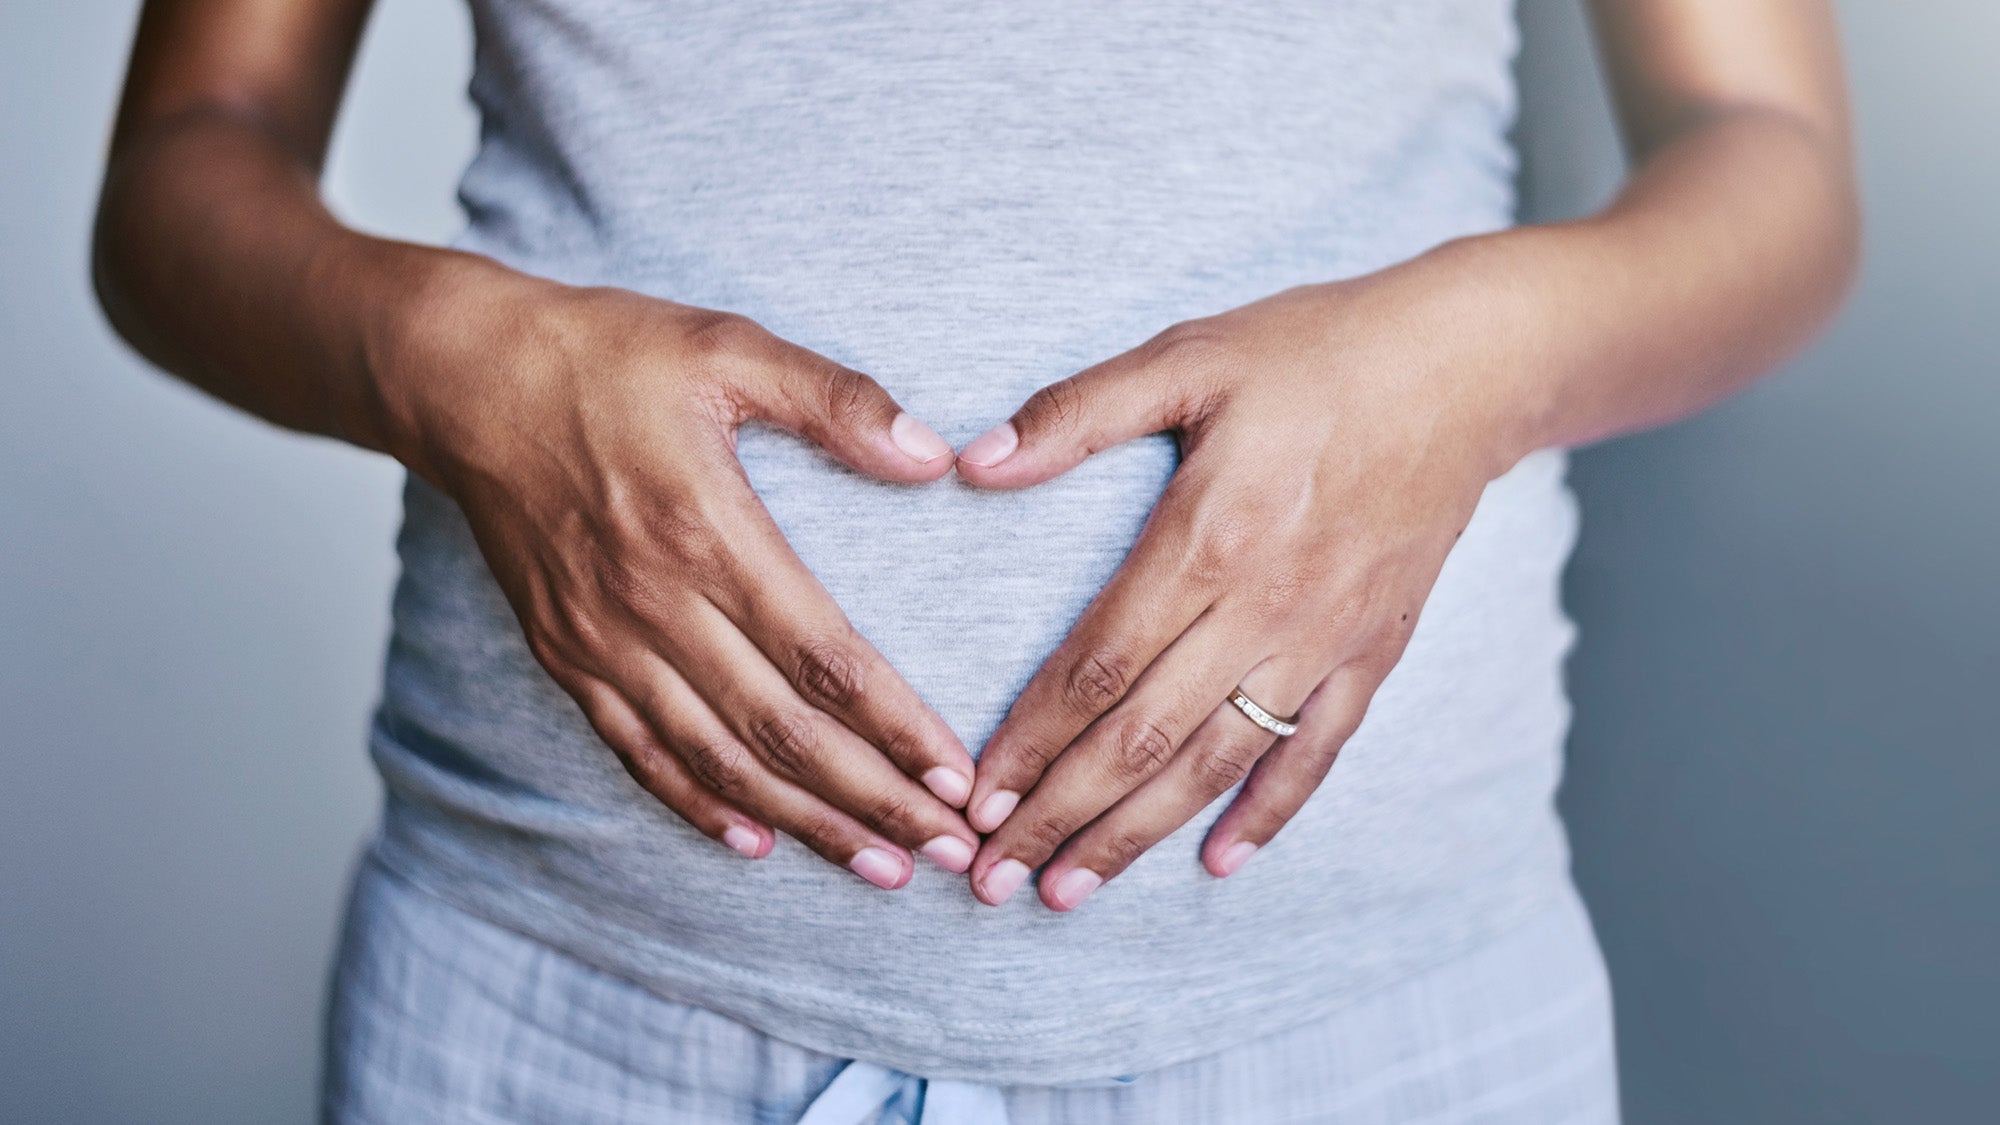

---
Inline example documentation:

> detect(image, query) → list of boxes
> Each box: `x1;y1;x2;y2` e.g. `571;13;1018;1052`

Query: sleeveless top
368;0;1583;1084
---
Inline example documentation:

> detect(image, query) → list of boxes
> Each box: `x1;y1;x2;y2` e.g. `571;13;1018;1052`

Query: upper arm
1586;0;1852;158
110;0;377;169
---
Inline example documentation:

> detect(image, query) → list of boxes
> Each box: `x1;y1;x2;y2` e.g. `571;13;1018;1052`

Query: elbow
89;172;142;353
1745;101;1866;331
89;205;135;349
1777;103;1867;322
1803;145;1865;335
88;165;173;368
1824;176;1865;315
1637;99;1865;324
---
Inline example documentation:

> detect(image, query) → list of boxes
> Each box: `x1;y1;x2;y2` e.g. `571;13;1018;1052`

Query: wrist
359;247;558;488
1394;230;1578;477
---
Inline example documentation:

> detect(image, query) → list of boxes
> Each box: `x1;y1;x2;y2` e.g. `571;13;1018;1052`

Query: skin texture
955;1;1859;909
94;2;1857;909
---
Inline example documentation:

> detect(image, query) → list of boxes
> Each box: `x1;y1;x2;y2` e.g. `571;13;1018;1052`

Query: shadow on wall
1516;1;2000;1123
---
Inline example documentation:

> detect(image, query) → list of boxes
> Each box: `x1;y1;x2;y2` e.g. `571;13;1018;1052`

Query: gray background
0;1;1992;1121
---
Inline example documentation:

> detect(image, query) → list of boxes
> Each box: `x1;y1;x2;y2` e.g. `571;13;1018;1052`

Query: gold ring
1227;688;1299;737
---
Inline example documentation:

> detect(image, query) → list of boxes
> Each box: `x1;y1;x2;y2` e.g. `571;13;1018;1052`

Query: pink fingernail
958;422;1019;468
1049;868;1103;911
891;412;954;464
849;846;907;889
972;789;1020;832
921;835;975;874
982;858;1030;904
1216;841;1258;877
722;825;764;858
923;766;972;807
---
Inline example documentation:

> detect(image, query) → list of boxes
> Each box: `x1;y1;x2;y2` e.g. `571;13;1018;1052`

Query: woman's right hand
381;263;979;888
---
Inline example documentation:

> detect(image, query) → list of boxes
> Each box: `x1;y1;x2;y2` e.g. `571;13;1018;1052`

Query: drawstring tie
796;1060;1138;1125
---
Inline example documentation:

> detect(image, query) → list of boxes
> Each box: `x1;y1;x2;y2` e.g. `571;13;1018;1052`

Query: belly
371;392;1582;1083
740;423;1178;751
373;423;1176;819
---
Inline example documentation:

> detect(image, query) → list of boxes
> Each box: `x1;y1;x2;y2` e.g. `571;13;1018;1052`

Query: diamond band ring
1227;688;1300;737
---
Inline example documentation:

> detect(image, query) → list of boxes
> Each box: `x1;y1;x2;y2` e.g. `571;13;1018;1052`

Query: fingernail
972;789;1020;833
1049;868;1103;911
982;858;1030;904
849;846;907;889
1216;841;1258;877
722;825;764;858
923;766;972;807
891;412;954;464
921;835;975;874
958;422;1019;468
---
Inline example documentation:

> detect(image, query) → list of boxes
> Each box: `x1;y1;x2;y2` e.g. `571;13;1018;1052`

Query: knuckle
1375;614;1420;662
1019;737;1067;773
523;629;572;676
1327;703;1370;747
986;735;1062;779
819;365;884;425
792;636;867;712
862;791;918;834
1321;591;1374;642
683;310;764;365
1290;748;1344;794
1098;830;1153;871
787;810;847;853
1186;507;1259;578
592;555;645;605
679;740;751;796
652;500;725;565
1019;378;1085;436
1108;717;1178;781
591;553;678;623
1064;649;1135;713
1247;565;1311;620
1192;740;1260;797
528;622;606;688
557;610;612;659
1017;815;1074;859
872;726;928;768
1352;643;1403;683
748;711;822;778
1147;321;1227;376
616;743;674;795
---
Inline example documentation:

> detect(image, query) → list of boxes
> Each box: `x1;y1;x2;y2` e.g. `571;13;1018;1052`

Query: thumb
956;343;1204;490
746;342;956;484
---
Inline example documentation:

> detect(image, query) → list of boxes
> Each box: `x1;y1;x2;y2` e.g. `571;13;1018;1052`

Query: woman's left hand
954;261;1536;910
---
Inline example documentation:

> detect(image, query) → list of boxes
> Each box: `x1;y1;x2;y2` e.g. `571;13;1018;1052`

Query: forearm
91;108;516;477
1417;103;1860;466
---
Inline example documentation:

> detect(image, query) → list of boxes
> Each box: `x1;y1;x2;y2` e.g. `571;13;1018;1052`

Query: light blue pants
323;851;1618;1124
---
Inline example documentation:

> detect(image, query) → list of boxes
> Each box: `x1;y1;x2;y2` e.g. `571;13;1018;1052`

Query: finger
1036;661;1319;910
955;325;1217;490
695;486;978;808
966;472;1221;833
572;675;776;859
613;656;944;888
660;599;980;873
969;613;1258;905
714;318;955;484
1200;667;1379;878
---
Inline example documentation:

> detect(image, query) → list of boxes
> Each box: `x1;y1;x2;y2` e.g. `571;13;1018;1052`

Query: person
92;1;1858;1121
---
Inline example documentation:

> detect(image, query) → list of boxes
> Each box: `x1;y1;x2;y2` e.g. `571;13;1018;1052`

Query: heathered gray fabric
367;0;1588;1083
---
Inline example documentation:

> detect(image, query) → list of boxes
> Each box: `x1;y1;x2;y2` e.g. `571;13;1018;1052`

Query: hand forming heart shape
953;261;1529;912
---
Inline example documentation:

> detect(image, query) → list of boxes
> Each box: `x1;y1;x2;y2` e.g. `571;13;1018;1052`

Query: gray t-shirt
370;0;1582;1084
